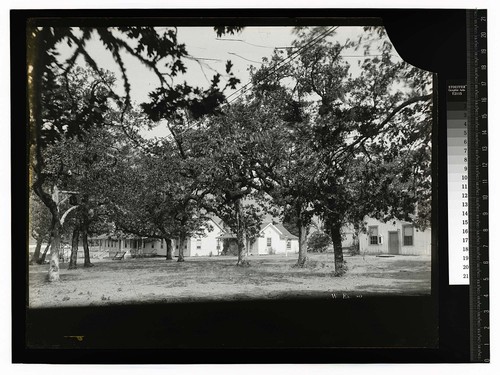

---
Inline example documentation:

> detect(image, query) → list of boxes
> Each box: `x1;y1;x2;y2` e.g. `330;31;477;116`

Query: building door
266;237;272;254
388;231;399;254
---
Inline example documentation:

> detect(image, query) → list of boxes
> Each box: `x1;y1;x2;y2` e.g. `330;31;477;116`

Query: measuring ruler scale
466;9;489;363
447;9;489;363
447;83;469;285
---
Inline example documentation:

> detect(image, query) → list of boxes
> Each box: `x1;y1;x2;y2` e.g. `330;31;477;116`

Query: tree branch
333;93;432;161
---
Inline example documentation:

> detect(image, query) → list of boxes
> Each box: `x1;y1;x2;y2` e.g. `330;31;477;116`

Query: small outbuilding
248;222;299;255
173;217;225;257
358;217;431;256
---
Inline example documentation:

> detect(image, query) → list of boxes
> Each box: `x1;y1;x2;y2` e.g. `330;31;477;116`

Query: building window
403;225;414;246
152;241;155;249
286;239;291;249
196;239;202;249
161;240;164;249
369;226;378;245
267;237;272;247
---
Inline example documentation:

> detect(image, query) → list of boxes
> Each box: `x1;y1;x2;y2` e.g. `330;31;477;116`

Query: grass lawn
28;252;431;308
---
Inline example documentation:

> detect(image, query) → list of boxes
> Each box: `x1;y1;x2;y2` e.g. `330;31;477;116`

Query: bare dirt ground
28;253;431;308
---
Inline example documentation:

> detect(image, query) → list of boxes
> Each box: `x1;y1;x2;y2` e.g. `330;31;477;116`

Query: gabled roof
273;223;299;240
92;234;106;240
214;221;299;240
208;216;225;231
260;222;299;240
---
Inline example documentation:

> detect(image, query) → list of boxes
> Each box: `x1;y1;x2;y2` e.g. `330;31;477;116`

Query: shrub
221;239;239;256
307;231;332;253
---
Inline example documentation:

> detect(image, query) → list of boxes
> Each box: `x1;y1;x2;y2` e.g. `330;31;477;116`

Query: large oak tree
28;25;242;281
230;26;432;270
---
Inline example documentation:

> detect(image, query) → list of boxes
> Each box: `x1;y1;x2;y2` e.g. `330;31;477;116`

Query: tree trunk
235;198;249;267
39;235;52;264
30;237;43;265
177;233;186;262
296;223;308;267
82;222;93;267
236;229;248;266
165;238;173;260
245;237;251;256
29;27;61;281
68;226;79;269
331;222;345;275
48;220;62;282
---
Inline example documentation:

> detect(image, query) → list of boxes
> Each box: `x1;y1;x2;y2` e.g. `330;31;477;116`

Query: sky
54;26;400;138
57;26;375;103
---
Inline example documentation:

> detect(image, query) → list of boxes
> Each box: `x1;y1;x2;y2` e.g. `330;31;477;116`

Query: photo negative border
11;8;474;363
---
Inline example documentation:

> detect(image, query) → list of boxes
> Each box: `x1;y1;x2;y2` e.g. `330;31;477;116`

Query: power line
225;27;338;103
189;56;222;62
216;38;291;49
225;26;340;105
227;52;263;64
342;54;386;57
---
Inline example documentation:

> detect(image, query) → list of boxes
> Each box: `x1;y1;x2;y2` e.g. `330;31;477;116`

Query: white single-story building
215;222;300;256
173;217;225;257
94;217;226;258
93;234;164;258
248;222;299;255
358;217;431;256
93;219;302;258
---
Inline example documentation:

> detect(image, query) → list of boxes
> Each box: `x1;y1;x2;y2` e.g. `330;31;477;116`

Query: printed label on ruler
447;83;469;285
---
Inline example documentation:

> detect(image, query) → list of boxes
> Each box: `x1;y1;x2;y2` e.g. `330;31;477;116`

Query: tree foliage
233;26;433;269
197;105;270;266
110;141;211;262
307;231;332;253
28;24;433;280
28;25;243;279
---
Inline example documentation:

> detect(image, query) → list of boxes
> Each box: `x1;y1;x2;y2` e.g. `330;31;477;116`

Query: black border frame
12;8;472;363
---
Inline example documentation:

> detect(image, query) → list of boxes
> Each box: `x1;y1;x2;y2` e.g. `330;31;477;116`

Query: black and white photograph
27;22;433;308
11;7;470;359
